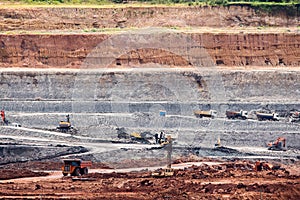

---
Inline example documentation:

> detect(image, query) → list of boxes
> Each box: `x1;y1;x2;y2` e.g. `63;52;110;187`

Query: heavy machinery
194;110;217;119
267;137;286;151
0;110;21;127
130;132;153;144
226;110;248;120
0;110;8;125
289;111;300;122
61;159;92;176
117;127;154;144
256;112;279;121
57;114;74;133
151;135;174;177
214;137;222;147
254;161;274;171
11;122;21;127
151;167;175;177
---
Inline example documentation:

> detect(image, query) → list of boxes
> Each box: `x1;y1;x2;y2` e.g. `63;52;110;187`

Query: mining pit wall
0;33;299;68
1;70;300;114
0;5;299;155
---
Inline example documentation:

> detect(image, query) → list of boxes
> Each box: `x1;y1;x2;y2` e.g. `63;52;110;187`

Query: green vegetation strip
1;0;299;7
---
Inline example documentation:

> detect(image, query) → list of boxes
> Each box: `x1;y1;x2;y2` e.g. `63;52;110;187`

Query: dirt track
0;159;299;199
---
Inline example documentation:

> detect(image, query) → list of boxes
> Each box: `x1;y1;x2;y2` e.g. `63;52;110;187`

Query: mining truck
194;110;217;119
267;137;287;151
61;159;92;176
289;111;300;122
256;112;279;121
226;110;248;120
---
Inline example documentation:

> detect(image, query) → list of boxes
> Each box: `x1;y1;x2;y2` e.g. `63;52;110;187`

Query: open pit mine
0;4;299;199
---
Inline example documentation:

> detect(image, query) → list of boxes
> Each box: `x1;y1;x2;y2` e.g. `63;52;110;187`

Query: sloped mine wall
1;70;299;102
0;33;299;68
0;144;87;165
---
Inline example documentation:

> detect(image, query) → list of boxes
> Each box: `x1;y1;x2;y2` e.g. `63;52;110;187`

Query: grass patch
1;0;299;8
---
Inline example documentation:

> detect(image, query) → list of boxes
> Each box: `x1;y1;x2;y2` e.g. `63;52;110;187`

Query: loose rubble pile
0;159;299;199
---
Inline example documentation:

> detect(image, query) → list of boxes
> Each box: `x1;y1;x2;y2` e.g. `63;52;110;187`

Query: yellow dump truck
194;110;217;119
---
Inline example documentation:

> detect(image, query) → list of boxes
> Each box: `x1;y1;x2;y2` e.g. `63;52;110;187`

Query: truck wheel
62;173;68;176
80;167;88;175
72;168;81;176
83;168;88;175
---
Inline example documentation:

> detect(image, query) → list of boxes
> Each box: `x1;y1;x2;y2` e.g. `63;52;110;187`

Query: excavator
57;114;76;133
267;137;286;151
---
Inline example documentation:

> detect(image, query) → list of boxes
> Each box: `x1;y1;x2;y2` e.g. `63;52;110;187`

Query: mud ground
0;158;299;199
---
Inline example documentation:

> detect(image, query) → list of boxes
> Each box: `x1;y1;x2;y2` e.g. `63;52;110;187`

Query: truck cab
61;159;92;176
273;113;280;121
241;110;248;119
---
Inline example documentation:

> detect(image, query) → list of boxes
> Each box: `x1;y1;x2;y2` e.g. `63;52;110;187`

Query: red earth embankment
0;32;299;68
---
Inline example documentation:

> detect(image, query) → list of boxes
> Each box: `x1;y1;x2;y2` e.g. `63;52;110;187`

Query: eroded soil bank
0;33;299;68
0;5;299;31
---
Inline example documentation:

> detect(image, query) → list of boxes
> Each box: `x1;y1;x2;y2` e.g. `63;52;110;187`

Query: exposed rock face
1;70;299;110
0;143;87;165
0;33;299;68
0;5;299;159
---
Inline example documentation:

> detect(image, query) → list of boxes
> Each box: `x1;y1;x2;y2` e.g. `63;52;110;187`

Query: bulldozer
267;137;286;151
61;159;92;176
